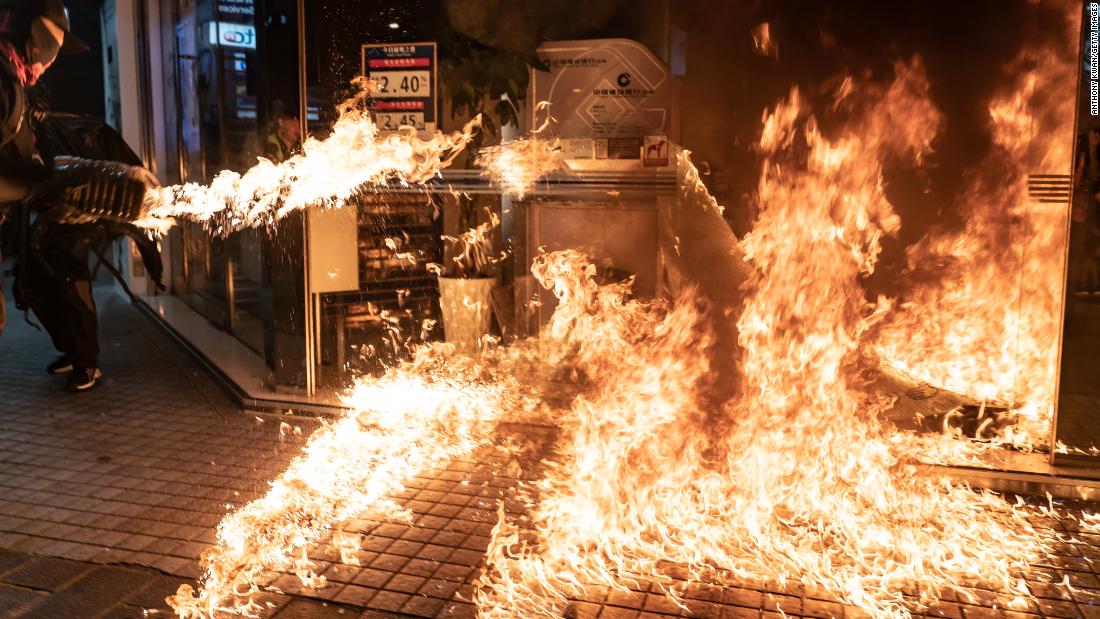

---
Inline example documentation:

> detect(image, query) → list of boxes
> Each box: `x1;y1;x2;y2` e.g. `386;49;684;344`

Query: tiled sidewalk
6;290;1100;618
0;291;317;577
0;547;364;618
0;549;190;618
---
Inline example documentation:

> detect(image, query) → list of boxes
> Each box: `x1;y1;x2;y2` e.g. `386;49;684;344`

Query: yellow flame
473;60;1058;619
477;102;565;199
138;80;480;234
169;8;1087;619
441;207;502;278
168;350;517;617
873;6;1078;451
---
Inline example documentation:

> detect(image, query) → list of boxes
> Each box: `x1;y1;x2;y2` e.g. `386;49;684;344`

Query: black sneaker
47;356;73;375
67;367;102;392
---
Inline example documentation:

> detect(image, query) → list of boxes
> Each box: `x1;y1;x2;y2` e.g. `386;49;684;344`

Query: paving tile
446;549;485;567
418;578;461;600
599;606;641;619
322;563;361;584
679;597;722;618
126;574;195;611
385;573;426;595
1;556;90;590
960;605;1003;619
642;593;684;615
726;588;765;610
369;553;409;572
274;598;357;618
368;589;411;613
95;603;156;618
387;539;425;557
353;568;395;589
333;584;378;606
1034;598;1080;618
0;583;43;614
606;587;648;610
432;563;474;582
401;594;446;617
15;565;154;619
402;558;443;577
0;549;29;576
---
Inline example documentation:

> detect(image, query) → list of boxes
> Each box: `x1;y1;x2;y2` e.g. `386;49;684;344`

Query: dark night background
37;0;105;118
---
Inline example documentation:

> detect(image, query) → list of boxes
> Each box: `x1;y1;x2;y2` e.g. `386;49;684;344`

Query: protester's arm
0;73;30;201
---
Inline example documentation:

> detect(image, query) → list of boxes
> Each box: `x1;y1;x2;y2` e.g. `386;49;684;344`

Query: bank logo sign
208;22;256;49
533;38;676;167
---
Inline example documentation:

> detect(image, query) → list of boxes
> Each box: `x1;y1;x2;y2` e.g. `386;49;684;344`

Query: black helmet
0;0;89;54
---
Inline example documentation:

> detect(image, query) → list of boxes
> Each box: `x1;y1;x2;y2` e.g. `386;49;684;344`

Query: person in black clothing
22;103;163;390
0;0;159;390
0;0;88;337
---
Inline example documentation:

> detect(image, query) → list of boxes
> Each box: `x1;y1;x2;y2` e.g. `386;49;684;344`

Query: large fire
873;14;1077;451
161;3;1090;618
169;352;519;617
473;58;1061;618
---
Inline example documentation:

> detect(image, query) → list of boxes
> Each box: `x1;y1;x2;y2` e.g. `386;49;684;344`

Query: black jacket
0;54;37;335
0;55;45;200
25;110;164;287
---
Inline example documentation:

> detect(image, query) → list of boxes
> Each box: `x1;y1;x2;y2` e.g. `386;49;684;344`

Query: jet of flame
477;102;565;199
137;79;480;235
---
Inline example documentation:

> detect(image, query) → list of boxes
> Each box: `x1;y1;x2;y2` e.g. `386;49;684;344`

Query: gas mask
24;14;62;82
25;14;60;67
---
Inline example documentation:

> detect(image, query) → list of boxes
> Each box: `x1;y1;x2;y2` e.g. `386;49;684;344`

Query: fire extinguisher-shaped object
46;156;159;224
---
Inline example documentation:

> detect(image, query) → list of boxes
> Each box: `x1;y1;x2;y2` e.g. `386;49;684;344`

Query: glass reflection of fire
160;5;1093;618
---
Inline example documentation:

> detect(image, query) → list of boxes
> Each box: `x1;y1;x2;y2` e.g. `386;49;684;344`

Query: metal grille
358;230;440;283
1027;174;1072;204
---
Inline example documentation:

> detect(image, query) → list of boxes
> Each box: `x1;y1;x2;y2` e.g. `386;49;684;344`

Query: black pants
25;257;99;369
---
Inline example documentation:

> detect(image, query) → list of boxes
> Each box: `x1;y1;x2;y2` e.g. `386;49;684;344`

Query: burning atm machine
515;38;681;336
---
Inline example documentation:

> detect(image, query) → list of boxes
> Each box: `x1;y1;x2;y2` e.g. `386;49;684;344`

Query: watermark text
1090;3;1099;115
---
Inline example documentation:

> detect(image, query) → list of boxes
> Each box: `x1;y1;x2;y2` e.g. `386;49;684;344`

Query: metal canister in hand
47;156;159;224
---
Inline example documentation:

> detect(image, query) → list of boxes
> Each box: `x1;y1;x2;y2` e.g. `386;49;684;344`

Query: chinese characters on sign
532;38;677;169
361;43;438;134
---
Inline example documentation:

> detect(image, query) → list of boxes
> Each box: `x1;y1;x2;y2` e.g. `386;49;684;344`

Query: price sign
375;112;426;131
362;43;437;135
371;70;431;98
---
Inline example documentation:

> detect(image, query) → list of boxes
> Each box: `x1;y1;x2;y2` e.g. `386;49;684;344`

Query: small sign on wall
207;22;256;49
531;38;678;170
643;135;669;167
361;43;438;136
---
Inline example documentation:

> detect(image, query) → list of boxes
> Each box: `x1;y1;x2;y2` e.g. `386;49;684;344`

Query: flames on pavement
169;353;523;617
164;4;1095;618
